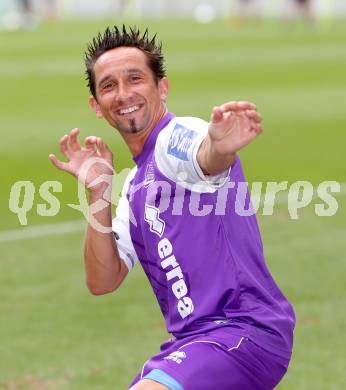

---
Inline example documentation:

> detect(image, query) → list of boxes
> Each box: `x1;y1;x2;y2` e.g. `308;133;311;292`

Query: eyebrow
124;68;145;75
98;75;113;88
97;68;145;88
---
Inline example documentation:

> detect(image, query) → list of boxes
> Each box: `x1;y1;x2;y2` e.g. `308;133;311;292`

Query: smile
119;105;140;115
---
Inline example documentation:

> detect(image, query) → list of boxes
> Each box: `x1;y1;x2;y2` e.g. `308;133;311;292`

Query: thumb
49;154;69;172
96;139;114;169
211;107;223;124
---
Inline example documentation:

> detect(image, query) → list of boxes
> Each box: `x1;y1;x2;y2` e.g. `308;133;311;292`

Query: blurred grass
0;18;345;389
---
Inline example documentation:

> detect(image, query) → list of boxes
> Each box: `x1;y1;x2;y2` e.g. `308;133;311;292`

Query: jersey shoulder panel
155;116;230;192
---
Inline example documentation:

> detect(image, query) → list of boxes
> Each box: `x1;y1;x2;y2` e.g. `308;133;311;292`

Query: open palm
208;101;263;156
49;128;114;192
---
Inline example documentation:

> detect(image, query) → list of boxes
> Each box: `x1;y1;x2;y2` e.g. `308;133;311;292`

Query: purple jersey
113;113;295;359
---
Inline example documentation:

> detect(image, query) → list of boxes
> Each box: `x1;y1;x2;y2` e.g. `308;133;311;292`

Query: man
49;26;295;390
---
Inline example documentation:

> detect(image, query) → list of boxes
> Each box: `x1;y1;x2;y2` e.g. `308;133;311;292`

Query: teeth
120;105;139;115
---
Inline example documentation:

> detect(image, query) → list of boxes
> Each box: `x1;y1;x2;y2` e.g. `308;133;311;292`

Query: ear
158;77;169;101
88;95;103;118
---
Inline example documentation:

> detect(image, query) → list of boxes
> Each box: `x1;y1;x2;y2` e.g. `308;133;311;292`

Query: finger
85;136;102;158
210;107;223;123
69;128;81;151
99;139;115;161
256;126;263;134
96;137;108;153
96;137;106;155
49;154;69;171
60;134;70;157
96;138;114;164
238;101;257;110
220;101;256;113
219;101;236;111
85;136;98;150
219;110;240;127
245;110;262;123
96;136;104;149
250;125;263;134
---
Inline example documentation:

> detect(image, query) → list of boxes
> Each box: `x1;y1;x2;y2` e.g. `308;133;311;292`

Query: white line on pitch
0;220;85;243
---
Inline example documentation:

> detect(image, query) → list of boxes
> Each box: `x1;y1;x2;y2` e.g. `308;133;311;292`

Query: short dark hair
84;25;166;98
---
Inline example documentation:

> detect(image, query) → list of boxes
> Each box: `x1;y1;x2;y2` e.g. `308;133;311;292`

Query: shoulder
159;116;209;141
171;116;208;129
154;116;230;192
156;116;208;161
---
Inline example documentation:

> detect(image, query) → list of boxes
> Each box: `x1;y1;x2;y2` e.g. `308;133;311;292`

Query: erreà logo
144;163;155;187
163;351;186;364
167;124;197;161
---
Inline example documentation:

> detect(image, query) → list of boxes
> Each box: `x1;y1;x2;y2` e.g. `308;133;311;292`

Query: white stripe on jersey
155;117;231;193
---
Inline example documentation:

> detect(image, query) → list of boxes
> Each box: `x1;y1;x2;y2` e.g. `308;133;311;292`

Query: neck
121;108;167;157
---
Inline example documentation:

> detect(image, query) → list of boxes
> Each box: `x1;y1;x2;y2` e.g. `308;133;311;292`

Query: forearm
84;191;127;295
197;135;236;176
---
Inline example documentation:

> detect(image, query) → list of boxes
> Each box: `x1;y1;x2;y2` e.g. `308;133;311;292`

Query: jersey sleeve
112;167;139;271
155;117;231;193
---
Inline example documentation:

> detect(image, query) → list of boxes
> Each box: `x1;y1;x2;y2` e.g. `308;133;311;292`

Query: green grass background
0;18;345;389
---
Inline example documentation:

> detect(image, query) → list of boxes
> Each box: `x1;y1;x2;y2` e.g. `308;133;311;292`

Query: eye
130;75;142;82
101;81;115;91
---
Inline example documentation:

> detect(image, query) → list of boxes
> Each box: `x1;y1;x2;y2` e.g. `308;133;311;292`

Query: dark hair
85;25;166;98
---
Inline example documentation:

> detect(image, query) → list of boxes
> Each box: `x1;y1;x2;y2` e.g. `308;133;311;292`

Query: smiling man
49;26;295;390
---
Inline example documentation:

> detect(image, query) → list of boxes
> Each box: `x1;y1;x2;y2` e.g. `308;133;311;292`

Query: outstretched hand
197;101;263;176
49;128;114;193
208;101;263;156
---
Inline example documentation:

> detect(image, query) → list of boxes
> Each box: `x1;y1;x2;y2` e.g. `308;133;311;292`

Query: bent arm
50;128;128;295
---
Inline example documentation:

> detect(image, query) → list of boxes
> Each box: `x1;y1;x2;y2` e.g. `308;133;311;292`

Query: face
89;47;168;135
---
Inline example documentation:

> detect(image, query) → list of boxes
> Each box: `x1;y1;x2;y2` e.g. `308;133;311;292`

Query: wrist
204;139;236;175
88;183;112;202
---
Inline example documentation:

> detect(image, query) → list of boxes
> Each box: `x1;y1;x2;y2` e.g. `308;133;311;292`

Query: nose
116;81;132;104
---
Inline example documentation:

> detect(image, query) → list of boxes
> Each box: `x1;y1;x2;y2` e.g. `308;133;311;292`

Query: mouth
118;104;142;116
